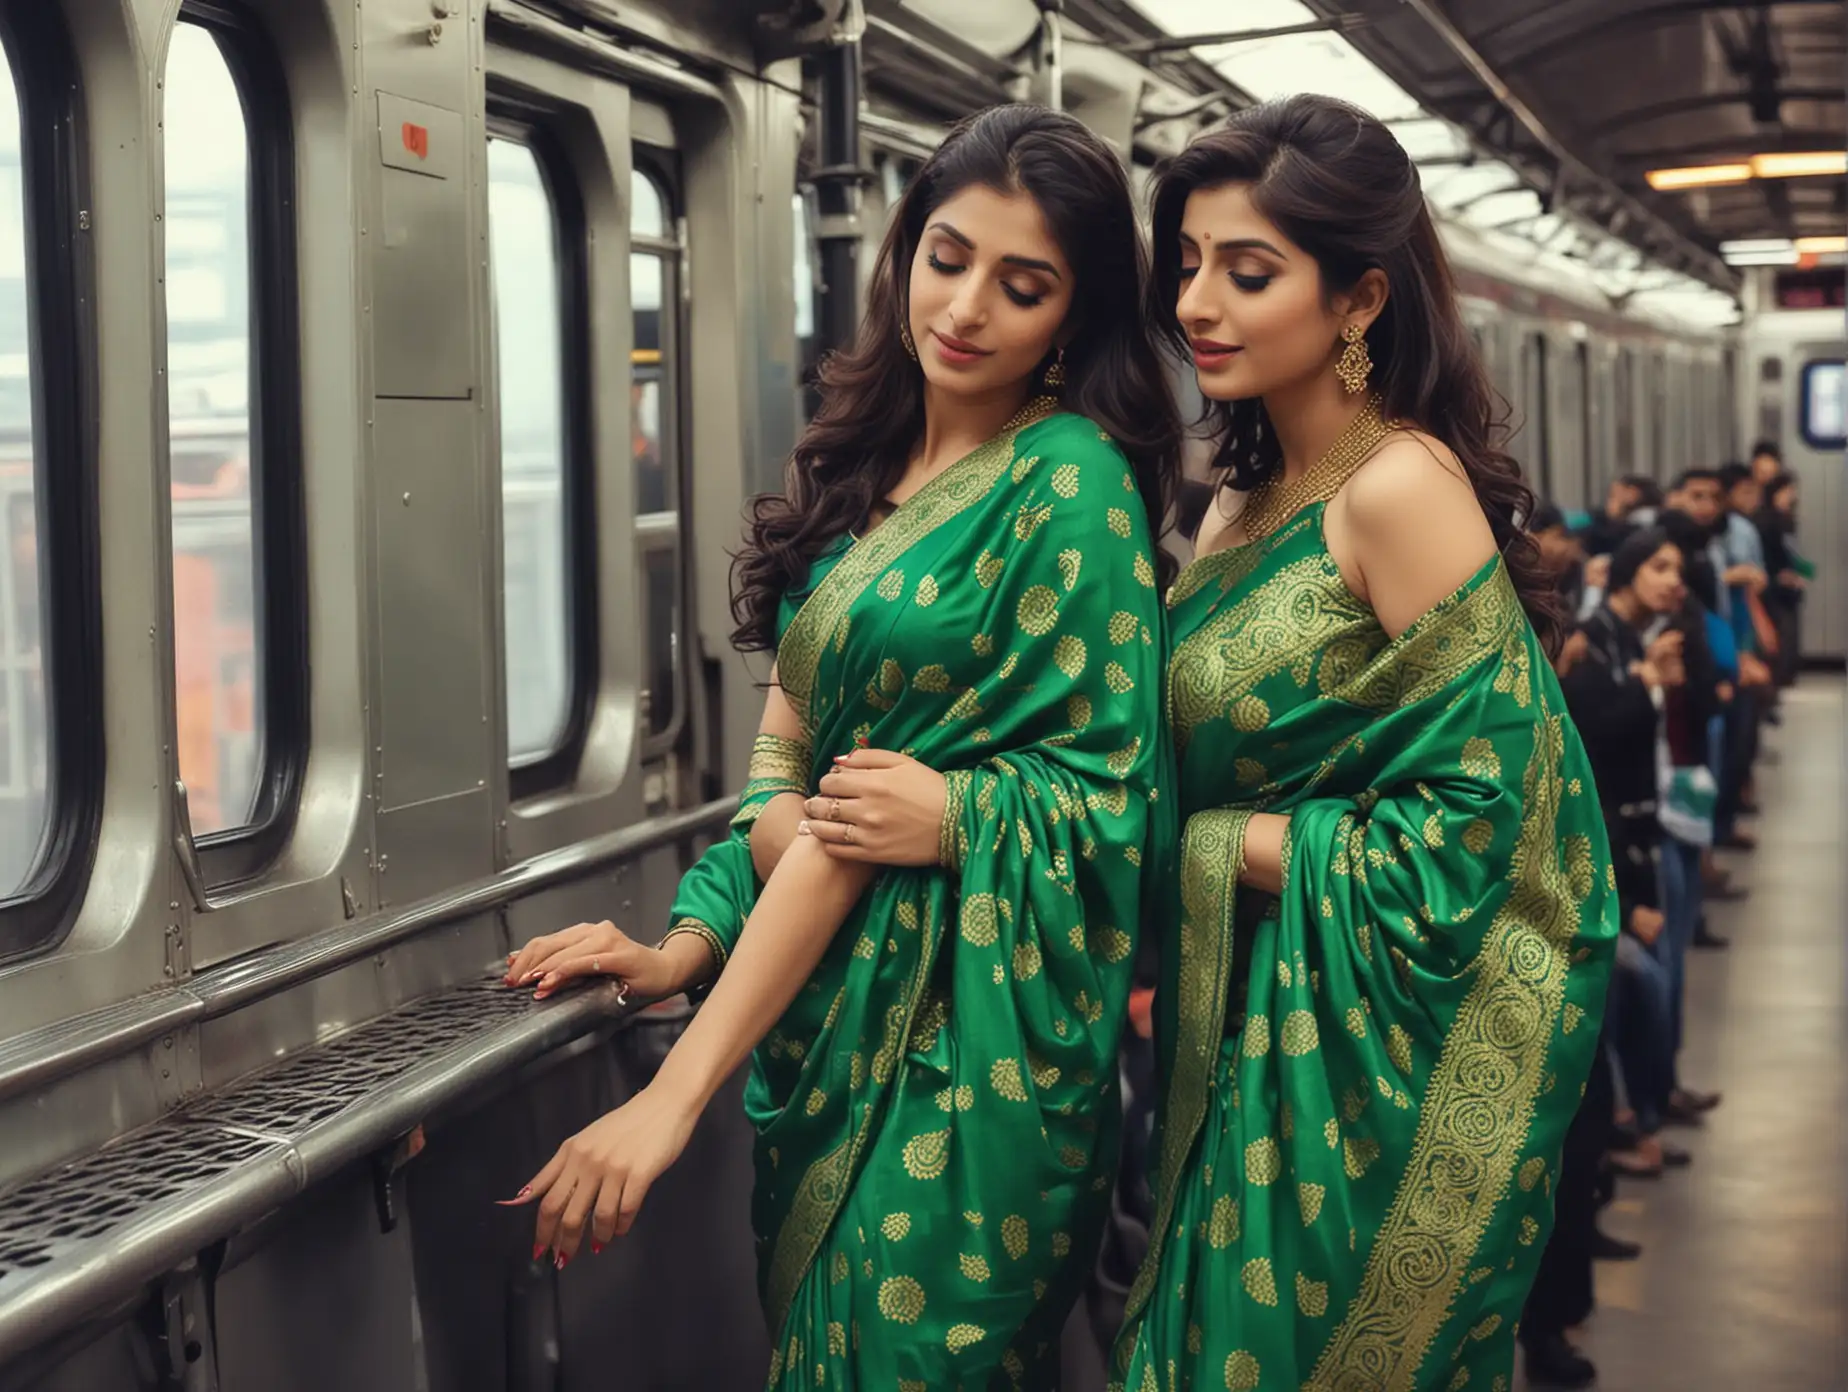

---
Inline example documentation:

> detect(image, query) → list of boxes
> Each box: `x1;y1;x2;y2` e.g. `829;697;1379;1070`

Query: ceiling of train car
1311;0;1845;275
859;1;1756;322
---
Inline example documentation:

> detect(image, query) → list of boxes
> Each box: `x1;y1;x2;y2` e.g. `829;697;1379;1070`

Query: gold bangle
661;918;727;975
939;770;973;871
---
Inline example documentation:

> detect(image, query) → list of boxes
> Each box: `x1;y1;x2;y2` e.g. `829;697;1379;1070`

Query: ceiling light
1720;239;1798;266
1645;152;1847;191
1646;163;1752;190
1752;152;1847;179
1794;235;1848;255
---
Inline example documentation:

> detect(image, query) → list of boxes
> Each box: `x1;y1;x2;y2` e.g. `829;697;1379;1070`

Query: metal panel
214;1169;421;1392
373;400;491;811
633;94;676;148
374;793;495;909
379;91;465;180
373;117;476;400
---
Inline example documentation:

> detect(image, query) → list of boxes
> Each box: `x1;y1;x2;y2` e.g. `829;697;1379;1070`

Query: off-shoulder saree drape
1113;506;1617;1392
666;411;1173;1390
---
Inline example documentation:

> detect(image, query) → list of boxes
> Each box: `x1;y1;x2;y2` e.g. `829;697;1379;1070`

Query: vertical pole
1036;1;1064;112
812;33;864;366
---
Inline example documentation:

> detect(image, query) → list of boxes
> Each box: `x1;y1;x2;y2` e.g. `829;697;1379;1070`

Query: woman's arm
1240;812;1289;895
517;833;873;1262
655;836;873;1110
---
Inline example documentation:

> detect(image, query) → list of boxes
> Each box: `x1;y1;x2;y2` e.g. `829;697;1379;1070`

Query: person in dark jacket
1566;530;1693;1160
1757;472;1807;687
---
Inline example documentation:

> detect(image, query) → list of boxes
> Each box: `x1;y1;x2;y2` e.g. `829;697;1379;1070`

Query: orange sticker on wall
402;122;429;160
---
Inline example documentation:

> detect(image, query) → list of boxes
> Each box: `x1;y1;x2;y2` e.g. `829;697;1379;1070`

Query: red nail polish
592;1241;603;1255
555;1252;569;1271
517;1185;531;1198
532;1244;546;1262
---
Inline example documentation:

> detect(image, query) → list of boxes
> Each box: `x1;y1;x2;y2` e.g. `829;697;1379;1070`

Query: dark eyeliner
1232;272;1272;291
1003;284;1044;308
927;251;963;274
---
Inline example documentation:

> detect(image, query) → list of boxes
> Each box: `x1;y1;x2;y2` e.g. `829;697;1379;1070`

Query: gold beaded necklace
1234;395;1399;542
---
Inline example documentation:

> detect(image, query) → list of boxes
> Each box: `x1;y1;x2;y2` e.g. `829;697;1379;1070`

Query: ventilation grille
186;980;537;1136
0;1126;280;1280
0;977;557;1285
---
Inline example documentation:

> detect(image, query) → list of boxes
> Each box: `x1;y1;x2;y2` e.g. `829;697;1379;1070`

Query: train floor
1514;674;1848;1391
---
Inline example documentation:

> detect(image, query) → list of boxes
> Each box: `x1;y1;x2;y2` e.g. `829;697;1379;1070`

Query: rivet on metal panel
402;491;412;505
427;21;443;44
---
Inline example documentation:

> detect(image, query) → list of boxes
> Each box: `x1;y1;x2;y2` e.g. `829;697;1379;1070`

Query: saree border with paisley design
1304;701;1584;1391
1117;807;1251;1339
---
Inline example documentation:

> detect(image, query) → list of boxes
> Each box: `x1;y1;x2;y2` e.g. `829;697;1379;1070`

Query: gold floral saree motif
1114;506;1616;1392
667;412;1173;1389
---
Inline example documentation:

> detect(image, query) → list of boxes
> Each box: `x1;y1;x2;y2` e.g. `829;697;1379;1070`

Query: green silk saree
1113;505;1617;1392
664;410;1172;1389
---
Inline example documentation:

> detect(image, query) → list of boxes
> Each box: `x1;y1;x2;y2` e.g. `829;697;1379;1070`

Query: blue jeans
1657;833;1705;1090
1608;932;1674;1132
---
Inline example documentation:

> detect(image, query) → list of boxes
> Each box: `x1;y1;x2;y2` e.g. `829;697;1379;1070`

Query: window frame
630;146;691;758
485;105;598;802
1798;359;1846;451
0;0;103;959
167;0;309;888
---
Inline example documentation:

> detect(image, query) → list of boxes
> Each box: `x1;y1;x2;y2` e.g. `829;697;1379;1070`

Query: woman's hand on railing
799;747;947;866
504;920;673;1002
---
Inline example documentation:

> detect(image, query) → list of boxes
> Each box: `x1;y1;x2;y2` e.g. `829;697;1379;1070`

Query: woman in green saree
504;105;1181;1388
1111;98;1618;1392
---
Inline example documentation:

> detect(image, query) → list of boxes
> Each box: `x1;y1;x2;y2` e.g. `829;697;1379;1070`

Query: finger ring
830;797;841;822
614;980;631;1007
591;958;600;973
843;824;856;845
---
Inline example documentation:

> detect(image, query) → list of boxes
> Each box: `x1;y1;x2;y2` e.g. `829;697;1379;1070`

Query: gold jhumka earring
1336;323;1372;394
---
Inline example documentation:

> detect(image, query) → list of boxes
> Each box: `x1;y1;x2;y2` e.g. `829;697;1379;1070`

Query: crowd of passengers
1464;442;1809;1387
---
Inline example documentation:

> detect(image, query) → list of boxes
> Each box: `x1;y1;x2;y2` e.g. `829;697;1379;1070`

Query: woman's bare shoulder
1329;430;1497;635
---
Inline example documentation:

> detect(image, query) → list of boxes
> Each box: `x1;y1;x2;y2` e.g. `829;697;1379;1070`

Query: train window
0;46;45;899
1800;361;1846;450
631;161;683;744
163;11;305;878
0;4;103;949
489;135;589;779
165;24;258;838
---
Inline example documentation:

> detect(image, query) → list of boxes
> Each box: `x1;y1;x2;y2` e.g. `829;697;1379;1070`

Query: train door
1566;336;1593;512
1792;353;1845;659
404;32;784;1392
1519;331;1551;501
1613;347;1637;478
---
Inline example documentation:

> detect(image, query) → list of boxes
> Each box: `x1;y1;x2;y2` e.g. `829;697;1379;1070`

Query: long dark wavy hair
731;104;1182;653
1148;95;1562;652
